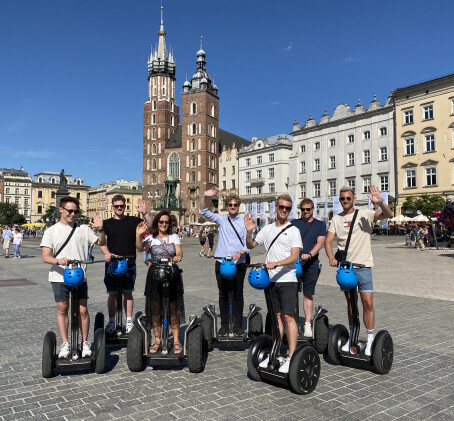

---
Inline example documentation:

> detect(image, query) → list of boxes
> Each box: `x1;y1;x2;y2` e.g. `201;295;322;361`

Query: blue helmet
336;263;358;291
295;257;303;278
248;265;270;290
63;266;85;288
109;259;128;277
219;258;237;280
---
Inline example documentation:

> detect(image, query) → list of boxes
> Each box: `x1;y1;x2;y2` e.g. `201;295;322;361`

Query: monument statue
58;169;69;194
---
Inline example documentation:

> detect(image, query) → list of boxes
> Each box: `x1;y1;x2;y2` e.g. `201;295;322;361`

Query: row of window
405;168;437;188
245;168;274;181
148;114;176;127
151;76;174;98
402;102;447;125
222;166;236;176
222;180;236;190
189;101;215;117
299;147;388;172
5;188;30;195
150;99;175;112
245;153;274;166
245;184;275;195
404;135;436;155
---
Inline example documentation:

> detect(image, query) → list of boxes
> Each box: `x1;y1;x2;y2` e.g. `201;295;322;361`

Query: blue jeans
13;244;20;257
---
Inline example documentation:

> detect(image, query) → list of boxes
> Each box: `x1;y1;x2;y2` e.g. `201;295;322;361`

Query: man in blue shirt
200;188;249;336
2;225;13;258
291;198;326;337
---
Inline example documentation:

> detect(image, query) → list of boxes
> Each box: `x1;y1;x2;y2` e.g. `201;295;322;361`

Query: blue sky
1;0;453;187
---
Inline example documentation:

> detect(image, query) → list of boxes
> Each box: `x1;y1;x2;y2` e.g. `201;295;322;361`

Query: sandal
149;341;161;354
173;342;183;354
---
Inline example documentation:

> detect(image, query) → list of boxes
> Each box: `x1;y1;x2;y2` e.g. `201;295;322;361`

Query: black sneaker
234;326;245;336
218;326;228;336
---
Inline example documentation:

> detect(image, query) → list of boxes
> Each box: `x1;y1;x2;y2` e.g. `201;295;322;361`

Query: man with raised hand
325;185;392;356
245;194;302;374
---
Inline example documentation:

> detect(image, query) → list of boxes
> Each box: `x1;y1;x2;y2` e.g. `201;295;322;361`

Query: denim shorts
356;267;374;293
104;264;136;294
52;281;88;302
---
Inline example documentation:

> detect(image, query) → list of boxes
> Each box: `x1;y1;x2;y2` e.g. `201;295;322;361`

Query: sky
1;0;454;187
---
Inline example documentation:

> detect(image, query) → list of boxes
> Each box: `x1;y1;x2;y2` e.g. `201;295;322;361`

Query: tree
0;203;26;226
39;206;57;224
402;194;446;248
75;209;90;225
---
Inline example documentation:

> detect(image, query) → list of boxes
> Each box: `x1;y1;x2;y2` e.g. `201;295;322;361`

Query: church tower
142;4;180;210
180;42;220;223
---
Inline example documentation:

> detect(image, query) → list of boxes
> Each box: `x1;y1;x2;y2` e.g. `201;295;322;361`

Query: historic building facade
141;6;248;224
218;143;241;214
289;96;395;211
0;168;32;221
393;73;454;214
238;134;293;217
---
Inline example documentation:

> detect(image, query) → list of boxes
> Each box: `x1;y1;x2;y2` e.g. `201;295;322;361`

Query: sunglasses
278;205;292;212
300;208;313;212
228;203;238;208
113;204;126;209
340;197;353;202
61;207;78;215
158;220;170;225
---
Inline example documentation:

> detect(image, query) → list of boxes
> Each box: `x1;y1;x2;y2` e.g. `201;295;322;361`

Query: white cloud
284;41;295;52
268;101;280;106
344;57;361;63
0;146;62;159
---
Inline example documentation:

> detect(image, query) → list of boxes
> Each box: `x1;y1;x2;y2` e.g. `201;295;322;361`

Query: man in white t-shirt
325;185;392;356
41;196;106;359
245;194;302;374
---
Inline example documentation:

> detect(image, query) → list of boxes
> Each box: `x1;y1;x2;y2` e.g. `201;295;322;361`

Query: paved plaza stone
0;235;453;421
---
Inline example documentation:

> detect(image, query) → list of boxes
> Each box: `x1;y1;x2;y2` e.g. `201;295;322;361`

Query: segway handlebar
66;259;94;265
149;257;173;265
338;260;366;269
111;254;134;261
204;255;234;260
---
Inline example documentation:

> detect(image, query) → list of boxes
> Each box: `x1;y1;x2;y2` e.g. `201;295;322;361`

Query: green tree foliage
39;206;56;223
0;203;26;225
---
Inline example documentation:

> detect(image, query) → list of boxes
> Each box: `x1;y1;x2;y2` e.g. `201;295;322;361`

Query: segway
94;255;134;345
127;258;207;373
327;261;393;374
200;256;263;350
42;260;105;378
247;264;321;395
265;258;329;353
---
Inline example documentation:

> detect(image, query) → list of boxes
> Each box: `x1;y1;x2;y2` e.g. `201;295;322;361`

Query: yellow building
31;171;89;222
0;168;32;221
393;74;454;214
87;180;142;220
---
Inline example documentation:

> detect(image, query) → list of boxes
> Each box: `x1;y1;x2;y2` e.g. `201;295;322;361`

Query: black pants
215;261;246;329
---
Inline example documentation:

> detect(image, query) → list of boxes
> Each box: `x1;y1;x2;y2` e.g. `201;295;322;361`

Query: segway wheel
126;325;147;372
187;325;207;373
94;328;105;374
248;312;263;341
288;345;321;395
372;330;393;375
200;312;214;352
42;331;56;378
94;312;104;333
314;314;329;354
327;324;348;365
247;334;272;382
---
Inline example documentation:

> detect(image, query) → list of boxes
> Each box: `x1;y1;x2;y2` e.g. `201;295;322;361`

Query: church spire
157;3;166;59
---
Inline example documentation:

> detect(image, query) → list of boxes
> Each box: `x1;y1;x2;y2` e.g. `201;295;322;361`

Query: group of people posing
40;184;391;371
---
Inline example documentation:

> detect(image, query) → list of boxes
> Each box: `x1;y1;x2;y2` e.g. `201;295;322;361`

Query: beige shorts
2;240;11;249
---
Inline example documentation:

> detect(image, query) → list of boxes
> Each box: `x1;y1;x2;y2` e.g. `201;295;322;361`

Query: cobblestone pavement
0;236;453;421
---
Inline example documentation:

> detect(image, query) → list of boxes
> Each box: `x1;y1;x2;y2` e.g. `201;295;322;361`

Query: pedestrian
325;185;392;356
291;198;327;337
206;228;215;257
40;196;106;358
200;188;250;336
12;227;23;259
199;229;207;256
2;225;13;258
245;194;302;373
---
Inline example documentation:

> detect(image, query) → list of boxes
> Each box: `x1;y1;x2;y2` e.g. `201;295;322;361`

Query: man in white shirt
41;196;106;359
245;194;302;373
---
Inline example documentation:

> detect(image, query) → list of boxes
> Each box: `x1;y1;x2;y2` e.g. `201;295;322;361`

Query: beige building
393;74;454;214
31;171;89;222
87;180;142;220
0;168;32;221
218;143;242;214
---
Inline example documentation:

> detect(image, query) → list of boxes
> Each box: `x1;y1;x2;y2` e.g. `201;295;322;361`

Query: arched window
168;152;180;179
191;155;196;167
188;187;192;196
192;139;196;151
156;189;160;197
152;159;157;170
147;144;150;154
191;172;196;182
152;114;156;124
191;214;195;223
152;175;156;184
151;200;156;210
77;180;81;185
152;144;157;154
171;115;174;126
196;187;200;195
152;99;157;110
51;178;56;184
152;128;156;140
211;125;215;137
147;175;150;184
147;159;150;170
191;102;197;115
211;104;215;117
192;123;197;135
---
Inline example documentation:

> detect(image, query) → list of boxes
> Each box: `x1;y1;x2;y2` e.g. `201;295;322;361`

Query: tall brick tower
142;4;179;210
179;41;220;223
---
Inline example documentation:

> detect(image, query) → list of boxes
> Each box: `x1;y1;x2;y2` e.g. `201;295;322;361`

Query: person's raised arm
91;212;106;246
245;213;258;249
137;198;153;229
135;221;148;252
368;185;393;222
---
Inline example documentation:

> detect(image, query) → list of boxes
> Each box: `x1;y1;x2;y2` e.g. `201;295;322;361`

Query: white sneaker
105;322;115;334
126;322;134;334
278;357;291;373
58;342;70;359
259;356;269;368
365;339;373;357
304;322;312;337
341;341;350;352
81;341;92;358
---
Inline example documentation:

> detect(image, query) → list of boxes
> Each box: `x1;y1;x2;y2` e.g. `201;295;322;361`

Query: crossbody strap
344;209;358;257
228;216;244;247
266;223;293;257
54;223;77;258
